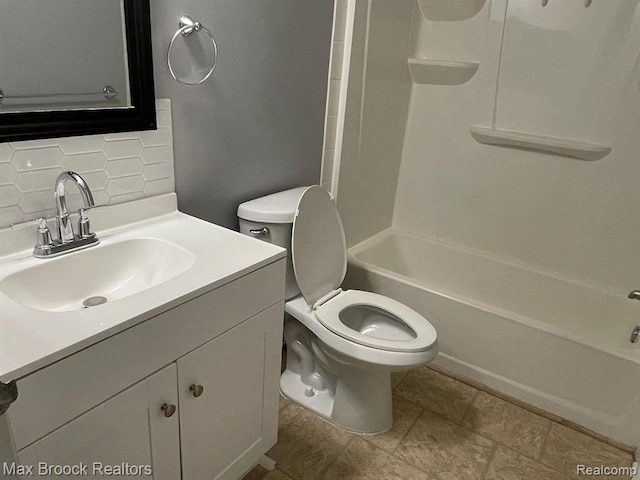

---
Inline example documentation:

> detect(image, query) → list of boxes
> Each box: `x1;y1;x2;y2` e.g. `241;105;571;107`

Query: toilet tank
237;187;309;299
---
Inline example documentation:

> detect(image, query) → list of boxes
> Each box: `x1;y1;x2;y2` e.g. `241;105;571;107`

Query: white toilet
238;186;438;434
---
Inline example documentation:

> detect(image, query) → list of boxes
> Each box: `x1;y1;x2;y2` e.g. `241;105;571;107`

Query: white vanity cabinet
17;364;181;479
178;310;281;480
4;259;286;480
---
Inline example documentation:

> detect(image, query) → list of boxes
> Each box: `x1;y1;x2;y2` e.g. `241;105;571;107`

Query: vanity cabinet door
17;364;181;480
178;303;284;480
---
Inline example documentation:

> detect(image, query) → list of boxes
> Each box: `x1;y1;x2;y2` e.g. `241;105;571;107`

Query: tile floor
243;366;634;480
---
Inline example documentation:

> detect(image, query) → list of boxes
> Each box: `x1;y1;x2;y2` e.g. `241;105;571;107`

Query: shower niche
407;0;488;85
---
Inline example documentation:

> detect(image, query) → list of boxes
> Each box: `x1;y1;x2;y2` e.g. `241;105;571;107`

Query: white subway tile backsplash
0;186;20;209
12;147;66;171
0;207;23;227
141;145;173;165
144;178;175;197
0;164;17;185
62;152;108;173
106;158;145;178
0;145;12;163
18;191;53;214
0;99;175;229
139;128;172;147
10;139;59;150
78;171;110;191
93;190;111;206
58;135;105;154
158;112;171;128
66;190;111;207
106;175;146;197
15;168;63;193
156;99;171;112
103;139;144;160
102;132;143;142
157;110;172;128
109;191;145;205
142;162;173;182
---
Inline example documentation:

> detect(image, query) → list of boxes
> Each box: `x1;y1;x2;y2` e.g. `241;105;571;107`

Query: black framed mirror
0;0;156;143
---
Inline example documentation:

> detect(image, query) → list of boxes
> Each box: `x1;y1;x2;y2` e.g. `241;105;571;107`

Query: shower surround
336;0;640;447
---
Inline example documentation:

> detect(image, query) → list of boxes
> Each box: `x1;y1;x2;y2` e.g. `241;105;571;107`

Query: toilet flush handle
249;227;270;237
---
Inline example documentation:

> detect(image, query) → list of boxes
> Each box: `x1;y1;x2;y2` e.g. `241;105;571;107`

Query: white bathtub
346;228;640;447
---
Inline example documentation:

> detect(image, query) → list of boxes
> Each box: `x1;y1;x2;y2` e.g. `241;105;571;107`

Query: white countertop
0;194;286;382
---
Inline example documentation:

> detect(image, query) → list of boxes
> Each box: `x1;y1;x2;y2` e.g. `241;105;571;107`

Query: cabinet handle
161;403;177;417
189;384;204;398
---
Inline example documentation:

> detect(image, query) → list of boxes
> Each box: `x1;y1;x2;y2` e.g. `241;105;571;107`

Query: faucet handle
11;216;50;230
78;204;107;239
11;218;54;254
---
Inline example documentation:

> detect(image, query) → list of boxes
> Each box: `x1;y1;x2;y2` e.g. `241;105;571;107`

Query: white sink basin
0;238;195;312
0;193;286;382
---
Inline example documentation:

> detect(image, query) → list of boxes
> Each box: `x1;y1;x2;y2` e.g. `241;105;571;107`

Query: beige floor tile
264;469;295;480
363;396;422;452
242;465;270;480
461;391;550;459
267;404;353;480
395;366;479;423
395;410;494;480
391;371;408;389
541;423;633;480
485;446;568;480
323;437;429;480
243;466;294;480
279;394;291;411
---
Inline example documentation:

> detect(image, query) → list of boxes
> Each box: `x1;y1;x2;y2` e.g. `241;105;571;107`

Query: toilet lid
291;186;347;306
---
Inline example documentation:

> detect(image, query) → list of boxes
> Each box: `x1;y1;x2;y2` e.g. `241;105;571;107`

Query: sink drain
82;296;108;308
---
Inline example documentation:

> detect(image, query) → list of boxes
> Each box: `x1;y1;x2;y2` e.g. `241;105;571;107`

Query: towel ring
167;15;218;87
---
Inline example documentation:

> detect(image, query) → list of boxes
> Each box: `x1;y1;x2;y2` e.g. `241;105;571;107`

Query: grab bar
0;85;117;104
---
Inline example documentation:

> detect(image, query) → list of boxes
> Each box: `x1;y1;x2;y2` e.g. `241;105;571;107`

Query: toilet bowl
238;186;438;433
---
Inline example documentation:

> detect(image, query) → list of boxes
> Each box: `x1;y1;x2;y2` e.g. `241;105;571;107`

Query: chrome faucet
627;291;640;343
55;171;95;243
628;290;640;301
11;171;101;258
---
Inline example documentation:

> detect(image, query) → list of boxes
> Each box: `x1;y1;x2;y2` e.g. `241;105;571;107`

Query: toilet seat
290;186;437;356
314;290;436;353
285;296;438;369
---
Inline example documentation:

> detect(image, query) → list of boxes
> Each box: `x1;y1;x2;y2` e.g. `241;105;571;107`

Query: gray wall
150;0;333;229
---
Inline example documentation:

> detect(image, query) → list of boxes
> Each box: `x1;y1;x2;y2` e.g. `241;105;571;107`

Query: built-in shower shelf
417;0;486;21
408;58;479;85
470;126;612;161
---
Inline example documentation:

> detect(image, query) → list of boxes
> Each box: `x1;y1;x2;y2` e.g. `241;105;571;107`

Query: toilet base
280;369;334;420
280;363;393;435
